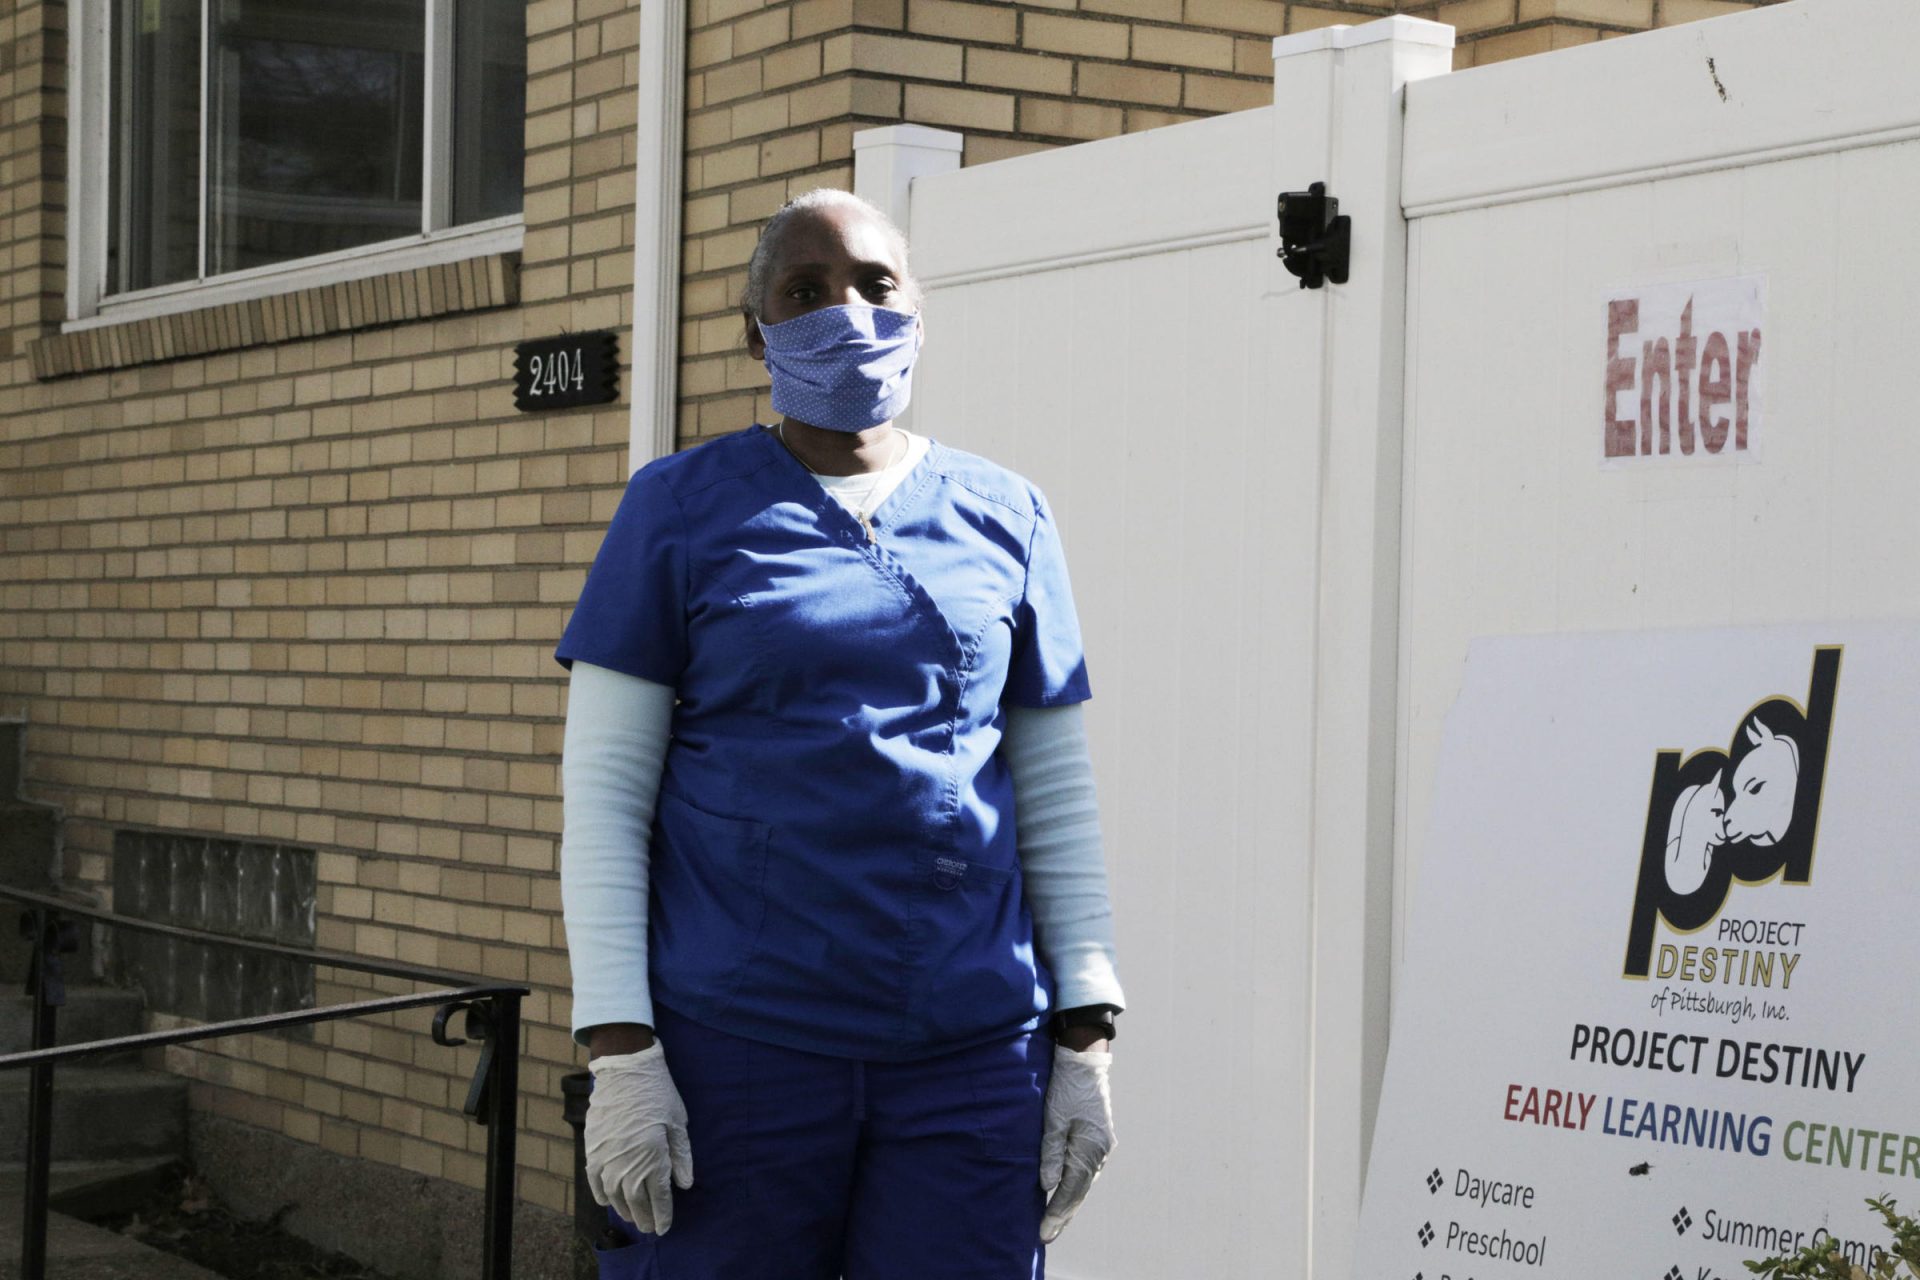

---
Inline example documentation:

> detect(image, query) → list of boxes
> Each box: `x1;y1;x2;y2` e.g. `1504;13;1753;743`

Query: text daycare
1451;1167;1535;1210
1569;1025;1864;1092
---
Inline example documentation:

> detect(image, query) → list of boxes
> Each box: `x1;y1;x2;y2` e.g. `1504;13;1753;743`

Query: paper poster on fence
1603;274;1766;467
1355;623;1920;1280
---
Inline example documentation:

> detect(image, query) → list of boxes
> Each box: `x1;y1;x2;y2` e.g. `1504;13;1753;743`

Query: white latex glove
586;1043;695;1235
1038;1044;1115;1243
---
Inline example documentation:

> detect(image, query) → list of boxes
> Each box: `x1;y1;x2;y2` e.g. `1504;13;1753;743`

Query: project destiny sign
1356;625;1920;1280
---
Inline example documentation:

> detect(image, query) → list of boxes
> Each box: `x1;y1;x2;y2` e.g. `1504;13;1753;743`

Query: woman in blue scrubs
556;189;1126;1279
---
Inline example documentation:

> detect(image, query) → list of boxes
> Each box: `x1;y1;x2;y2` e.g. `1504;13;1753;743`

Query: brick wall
0;0;642;1217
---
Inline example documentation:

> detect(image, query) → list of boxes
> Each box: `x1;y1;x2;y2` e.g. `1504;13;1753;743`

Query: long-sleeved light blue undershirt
560;663;1128;1047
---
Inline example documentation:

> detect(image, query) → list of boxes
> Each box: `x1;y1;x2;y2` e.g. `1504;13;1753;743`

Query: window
78;0;525;323
112;829;318;1030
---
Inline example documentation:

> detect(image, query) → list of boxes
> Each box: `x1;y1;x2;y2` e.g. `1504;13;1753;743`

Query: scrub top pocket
908;852;1047;1047
647;790;772;1024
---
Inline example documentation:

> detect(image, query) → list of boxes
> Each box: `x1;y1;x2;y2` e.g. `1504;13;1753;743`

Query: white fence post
852;125;962;434
852;124;965;235
1269;17;1454;1279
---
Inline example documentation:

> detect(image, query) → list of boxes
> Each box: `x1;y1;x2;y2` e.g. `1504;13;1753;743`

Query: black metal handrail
1;883;531;1280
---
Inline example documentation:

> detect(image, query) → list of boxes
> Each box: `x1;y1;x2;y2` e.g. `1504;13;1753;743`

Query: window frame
64;0;524;335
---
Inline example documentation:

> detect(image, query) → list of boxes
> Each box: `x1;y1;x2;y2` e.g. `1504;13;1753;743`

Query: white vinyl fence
849;1;1920;1274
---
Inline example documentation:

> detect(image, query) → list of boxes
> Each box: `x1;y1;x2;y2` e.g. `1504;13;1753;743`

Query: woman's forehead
768;205;906;275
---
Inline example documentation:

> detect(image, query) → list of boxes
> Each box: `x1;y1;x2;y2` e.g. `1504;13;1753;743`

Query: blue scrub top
556;424;1093;1062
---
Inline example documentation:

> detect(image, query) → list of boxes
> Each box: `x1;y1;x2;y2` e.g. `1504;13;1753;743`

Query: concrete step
0;1067;187;1163
0;1202;224;1280
0;988;145;1058
0;1156;181;1220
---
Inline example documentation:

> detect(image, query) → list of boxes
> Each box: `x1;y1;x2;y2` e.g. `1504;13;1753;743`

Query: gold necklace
779;422;905;542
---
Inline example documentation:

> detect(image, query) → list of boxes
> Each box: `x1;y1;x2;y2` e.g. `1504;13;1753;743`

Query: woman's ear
744;308;765;360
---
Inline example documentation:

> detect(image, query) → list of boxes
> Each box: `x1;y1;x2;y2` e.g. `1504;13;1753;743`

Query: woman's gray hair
740;188;920;320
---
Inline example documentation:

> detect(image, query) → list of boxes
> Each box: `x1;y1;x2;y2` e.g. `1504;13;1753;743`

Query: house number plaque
513;331;619;411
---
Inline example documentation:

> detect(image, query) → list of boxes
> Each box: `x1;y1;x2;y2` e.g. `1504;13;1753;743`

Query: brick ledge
28;252;521;381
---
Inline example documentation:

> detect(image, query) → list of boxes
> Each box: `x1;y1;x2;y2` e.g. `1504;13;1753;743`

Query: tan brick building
0;0;1783;1270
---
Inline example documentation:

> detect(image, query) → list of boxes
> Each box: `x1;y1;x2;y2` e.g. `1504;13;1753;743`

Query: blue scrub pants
593;1001;1053;1280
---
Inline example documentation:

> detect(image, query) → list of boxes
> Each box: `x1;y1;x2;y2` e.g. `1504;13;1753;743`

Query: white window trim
423;0;455;235
629;0;686;472
62;217;524;334
64;0;525;336
67;0;109;328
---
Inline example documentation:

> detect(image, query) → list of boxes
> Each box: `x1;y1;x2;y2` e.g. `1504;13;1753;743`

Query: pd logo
1622;647;1841;978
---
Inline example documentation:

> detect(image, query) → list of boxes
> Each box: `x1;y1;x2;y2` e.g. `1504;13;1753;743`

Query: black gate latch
1276;182;1350;289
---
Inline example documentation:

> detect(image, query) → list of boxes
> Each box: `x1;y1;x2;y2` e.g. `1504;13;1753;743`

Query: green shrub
1746;1197;1920;1279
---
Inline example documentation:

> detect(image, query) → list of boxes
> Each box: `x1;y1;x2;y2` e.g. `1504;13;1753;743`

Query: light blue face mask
756;303;923;432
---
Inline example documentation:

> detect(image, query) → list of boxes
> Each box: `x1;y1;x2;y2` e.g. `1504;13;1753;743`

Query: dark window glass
104;0;522;299
207;0;426;276
451;0;526;225
108;0;202;293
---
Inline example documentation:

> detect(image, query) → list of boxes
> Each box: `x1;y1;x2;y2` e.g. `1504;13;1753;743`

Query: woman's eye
864;279;898;298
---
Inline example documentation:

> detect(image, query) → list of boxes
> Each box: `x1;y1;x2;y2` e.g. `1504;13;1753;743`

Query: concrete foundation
188;1113;583;1280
